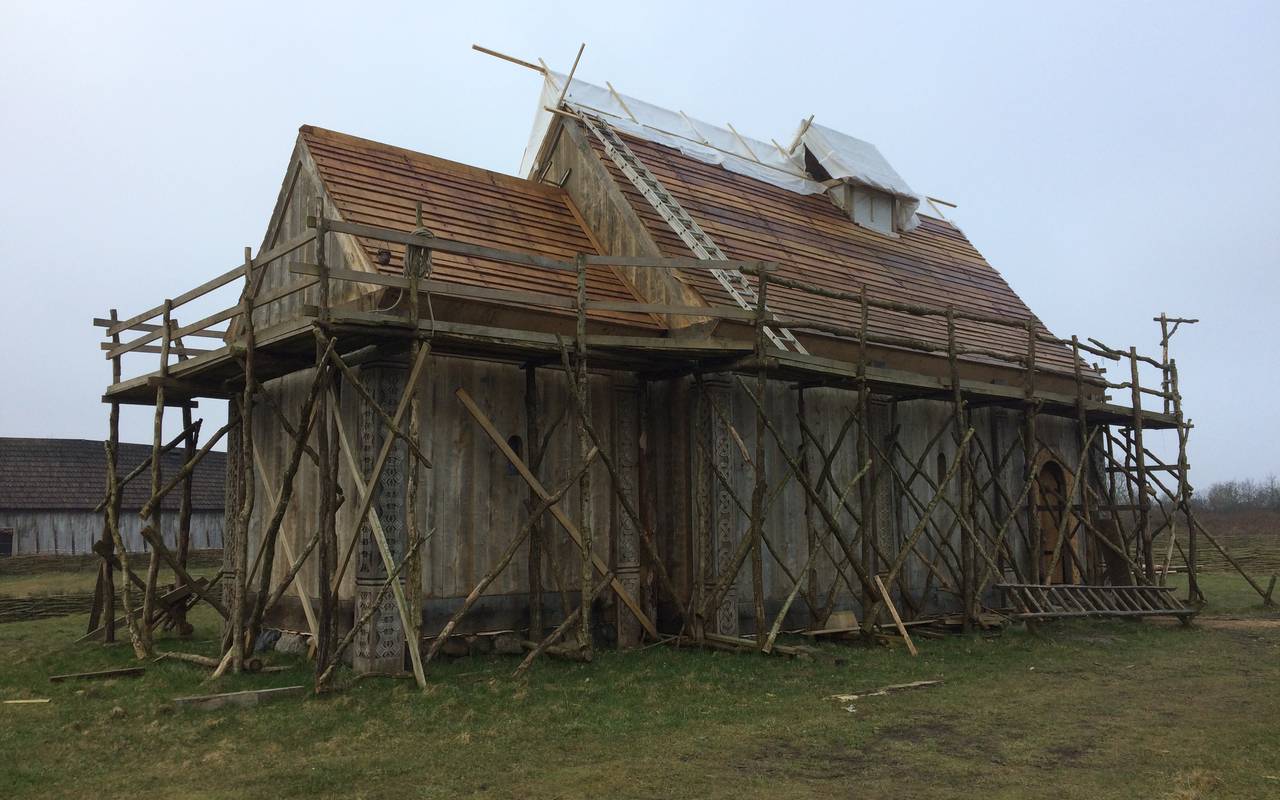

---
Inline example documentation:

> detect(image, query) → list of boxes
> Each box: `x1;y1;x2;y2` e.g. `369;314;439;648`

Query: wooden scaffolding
86;209;1269;690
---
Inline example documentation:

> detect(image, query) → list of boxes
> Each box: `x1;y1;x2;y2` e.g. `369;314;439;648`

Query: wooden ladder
997;583;1196;622
575;111;808;355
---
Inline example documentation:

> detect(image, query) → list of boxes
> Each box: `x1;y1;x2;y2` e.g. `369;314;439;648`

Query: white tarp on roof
520;72;936;224
800;122;921;231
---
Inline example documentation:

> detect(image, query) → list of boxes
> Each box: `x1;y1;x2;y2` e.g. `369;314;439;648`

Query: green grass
2;590;1279;800
0;566;220;598
1167;572;1279;617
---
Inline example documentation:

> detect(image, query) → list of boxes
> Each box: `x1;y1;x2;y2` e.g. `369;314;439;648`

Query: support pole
1071;336;1096;584
1169;361;1201;603
1129;347;1154;581
104;440;146;657
1023;321;1041;584
140;299;175;655
313;209;338;683
858;286;877;634
231;249;257;672
574;253;593;655
748;270;768;644
96;308;123;644
173;401;196;634
244;348;331;650
524;364;544;640
947;307;976;631
404;203;433;669
797;388;818;622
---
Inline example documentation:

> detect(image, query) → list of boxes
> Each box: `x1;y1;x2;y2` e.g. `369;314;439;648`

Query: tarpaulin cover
800;122;921;231
521;72;930;227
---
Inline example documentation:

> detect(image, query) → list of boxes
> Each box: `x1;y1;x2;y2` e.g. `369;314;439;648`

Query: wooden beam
472;43;545;74
173;686;305;711
107;230;315;336
873;575;918;657
49;666;145;683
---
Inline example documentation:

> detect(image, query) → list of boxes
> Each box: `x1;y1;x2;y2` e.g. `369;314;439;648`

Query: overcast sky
1;1;1276;486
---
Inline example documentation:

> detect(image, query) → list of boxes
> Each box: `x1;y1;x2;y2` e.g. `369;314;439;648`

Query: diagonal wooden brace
456;387;660;640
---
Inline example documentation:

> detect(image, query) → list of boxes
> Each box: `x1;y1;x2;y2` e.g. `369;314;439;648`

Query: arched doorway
1035;460;1077;584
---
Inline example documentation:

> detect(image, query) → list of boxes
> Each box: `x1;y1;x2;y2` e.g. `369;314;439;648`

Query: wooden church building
98;63;1197;677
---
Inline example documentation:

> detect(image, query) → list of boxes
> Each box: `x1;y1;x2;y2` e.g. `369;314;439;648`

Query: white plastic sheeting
800;123;921;232
520;71;934;225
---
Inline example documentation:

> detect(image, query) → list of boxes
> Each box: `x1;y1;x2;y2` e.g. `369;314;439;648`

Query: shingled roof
0;438;225;512
299;125;660;330
587;130;1076;373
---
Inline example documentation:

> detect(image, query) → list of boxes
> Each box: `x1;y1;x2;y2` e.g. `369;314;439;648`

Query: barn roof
299;125;660;330
0;438;225;512
582;129;1076;373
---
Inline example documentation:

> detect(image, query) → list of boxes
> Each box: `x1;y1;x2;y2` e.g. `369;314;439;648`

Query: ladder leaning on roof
575;112;808;355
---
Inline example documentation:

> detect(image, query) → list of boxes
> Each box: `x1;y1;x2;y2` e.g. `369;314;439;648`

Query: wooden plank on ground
174;685;305;711
874;574;918;657
49;667;146;683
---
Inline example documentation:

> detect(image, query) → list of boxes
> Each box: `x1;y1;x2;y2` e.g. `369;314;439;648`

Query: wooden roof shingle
588;130;1076;372
299;126;660;330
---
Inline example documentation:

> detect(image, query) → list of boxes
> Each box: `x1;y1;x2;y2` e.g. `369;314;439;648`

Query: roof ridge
299;124;562;198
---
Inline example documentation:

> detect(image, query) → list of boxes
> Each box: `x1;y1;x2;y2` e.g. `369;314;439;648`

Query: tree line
1190;476;1280;512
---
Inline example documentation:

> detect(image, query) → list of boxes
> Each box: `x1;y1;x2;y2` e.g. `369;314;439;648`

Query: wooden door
1036;463;1075;584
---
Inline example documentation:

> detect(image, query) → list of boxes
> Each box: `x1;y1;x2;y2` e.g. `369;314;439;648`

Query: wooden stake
873;575;917;656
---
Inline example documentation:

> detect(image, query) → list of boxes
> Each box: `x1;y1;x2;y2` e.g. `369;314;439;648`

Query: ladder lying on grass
997;583;1197;623
575;111;808;355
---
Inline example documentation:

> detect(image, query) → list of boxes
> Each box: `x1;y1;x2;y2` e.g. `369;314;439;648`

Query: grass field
0;565;220;599
0;574;1277;799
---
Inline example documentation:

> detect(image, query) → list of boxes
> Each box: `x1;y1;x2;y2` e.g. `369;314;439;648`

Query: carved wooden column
353;361;408;674
693;376;737;637
612;380;642;648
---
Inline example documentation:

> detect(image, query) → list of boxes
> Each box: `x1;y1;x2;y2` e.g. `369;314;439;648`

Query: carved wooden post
702;375;737;637
352;361;409;674
612;380;643;647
